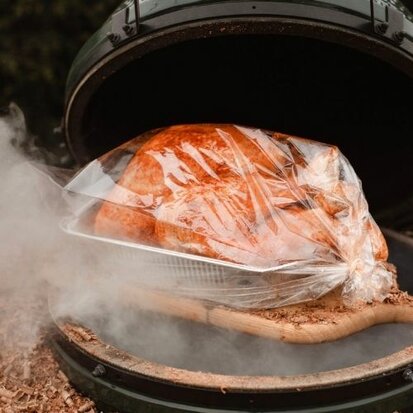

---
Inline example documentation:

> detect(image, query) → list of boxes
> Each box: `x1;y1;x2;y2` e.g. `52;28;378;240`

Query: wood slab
120;285;413;344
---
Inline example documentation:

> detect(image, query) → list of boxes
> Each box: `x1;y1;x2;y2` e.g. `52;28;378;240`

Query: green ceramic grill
58;2;413;412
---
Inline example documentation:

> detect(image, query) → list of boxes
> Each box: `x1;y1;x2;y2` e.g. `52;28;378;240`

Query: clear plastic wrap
63;124;394;309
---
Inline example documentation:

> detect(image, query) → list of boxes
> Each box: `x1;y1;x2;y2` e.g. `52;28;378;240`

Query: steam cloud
0;104;412;377
0;104;68;353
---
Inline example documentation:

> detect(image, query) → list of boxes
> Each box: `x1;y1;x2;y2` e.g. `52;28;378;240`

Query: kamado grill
51;1;413;412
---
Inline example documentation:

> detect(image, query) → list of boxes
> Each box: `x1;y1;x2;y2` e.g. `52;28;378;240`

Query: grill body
51;231;413;413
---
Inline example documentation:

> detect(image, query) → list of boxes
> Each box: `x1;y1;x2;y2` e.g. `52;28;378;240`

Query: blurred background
0;1;118;145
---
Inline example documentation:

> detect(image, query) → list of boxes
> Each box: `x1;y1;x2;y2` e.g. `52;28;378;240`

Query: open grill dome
64;0;413;214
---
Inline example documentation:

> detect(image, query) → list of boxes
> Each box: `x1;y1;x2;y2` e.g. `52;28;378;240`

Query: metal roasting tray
60;214;322;277
59;210;347;310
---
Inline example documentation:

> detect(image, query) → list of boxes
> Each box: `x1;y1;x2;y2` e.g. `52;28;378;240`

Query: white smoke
0;104;412;377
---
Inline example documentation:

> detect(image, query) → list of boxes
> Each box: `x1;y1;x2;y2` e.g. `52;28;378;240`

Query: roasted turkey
94;124;387;267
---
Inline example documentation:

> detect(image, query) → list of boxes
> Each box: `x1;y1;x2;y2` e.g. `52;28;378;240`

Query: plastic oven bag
62;124;394;309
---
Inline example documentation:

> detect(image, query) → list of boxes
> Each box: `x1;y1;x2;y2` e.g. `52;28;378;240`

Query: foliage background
0;1;118;142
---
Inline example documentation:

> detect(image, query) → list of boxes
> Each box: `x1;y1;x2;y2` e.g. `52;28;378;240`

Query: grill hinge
107;0;141;47
370;0;405;44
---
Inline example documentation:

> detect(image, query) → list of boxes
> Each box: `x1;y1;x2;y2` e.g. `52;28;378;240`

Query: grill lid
65;0;413;104
63;0;413;212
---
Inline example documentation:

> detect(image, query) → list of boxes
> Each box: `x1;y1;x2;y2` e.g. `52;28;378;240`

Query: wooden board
120;285;413;344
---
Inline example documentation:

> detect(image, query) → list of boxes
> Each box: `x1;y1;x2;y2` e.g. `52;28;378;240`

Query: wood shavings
78;400;95;412
62;389;74;407
0;295;98;412
64;324;96;343
251;285;413;327
72;326;94;342
22;358;31;382
0;388;14;399
57;370;69;383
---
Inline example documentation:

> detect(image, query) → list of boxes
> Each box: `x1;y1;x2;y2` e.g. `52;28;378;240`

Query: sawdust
0;295;101;413
248;263;413;327
0;339;99;413
249;289;353;325
383;286;413;306
250;285;413;326
63;324;98;343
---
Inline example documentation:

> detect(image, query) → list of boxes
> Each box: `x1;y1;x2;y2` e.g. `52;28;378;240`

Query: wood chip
20;386;35;396
3;362;14;376
23;360;31;381
78;400;95;412
57;370;69;383
72;326;93;342
62;390;74;407
0;388;14;399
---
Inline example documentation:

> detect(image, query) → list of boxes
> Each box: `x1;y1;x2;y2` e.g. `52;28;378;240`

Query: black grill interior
82;34;413;213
